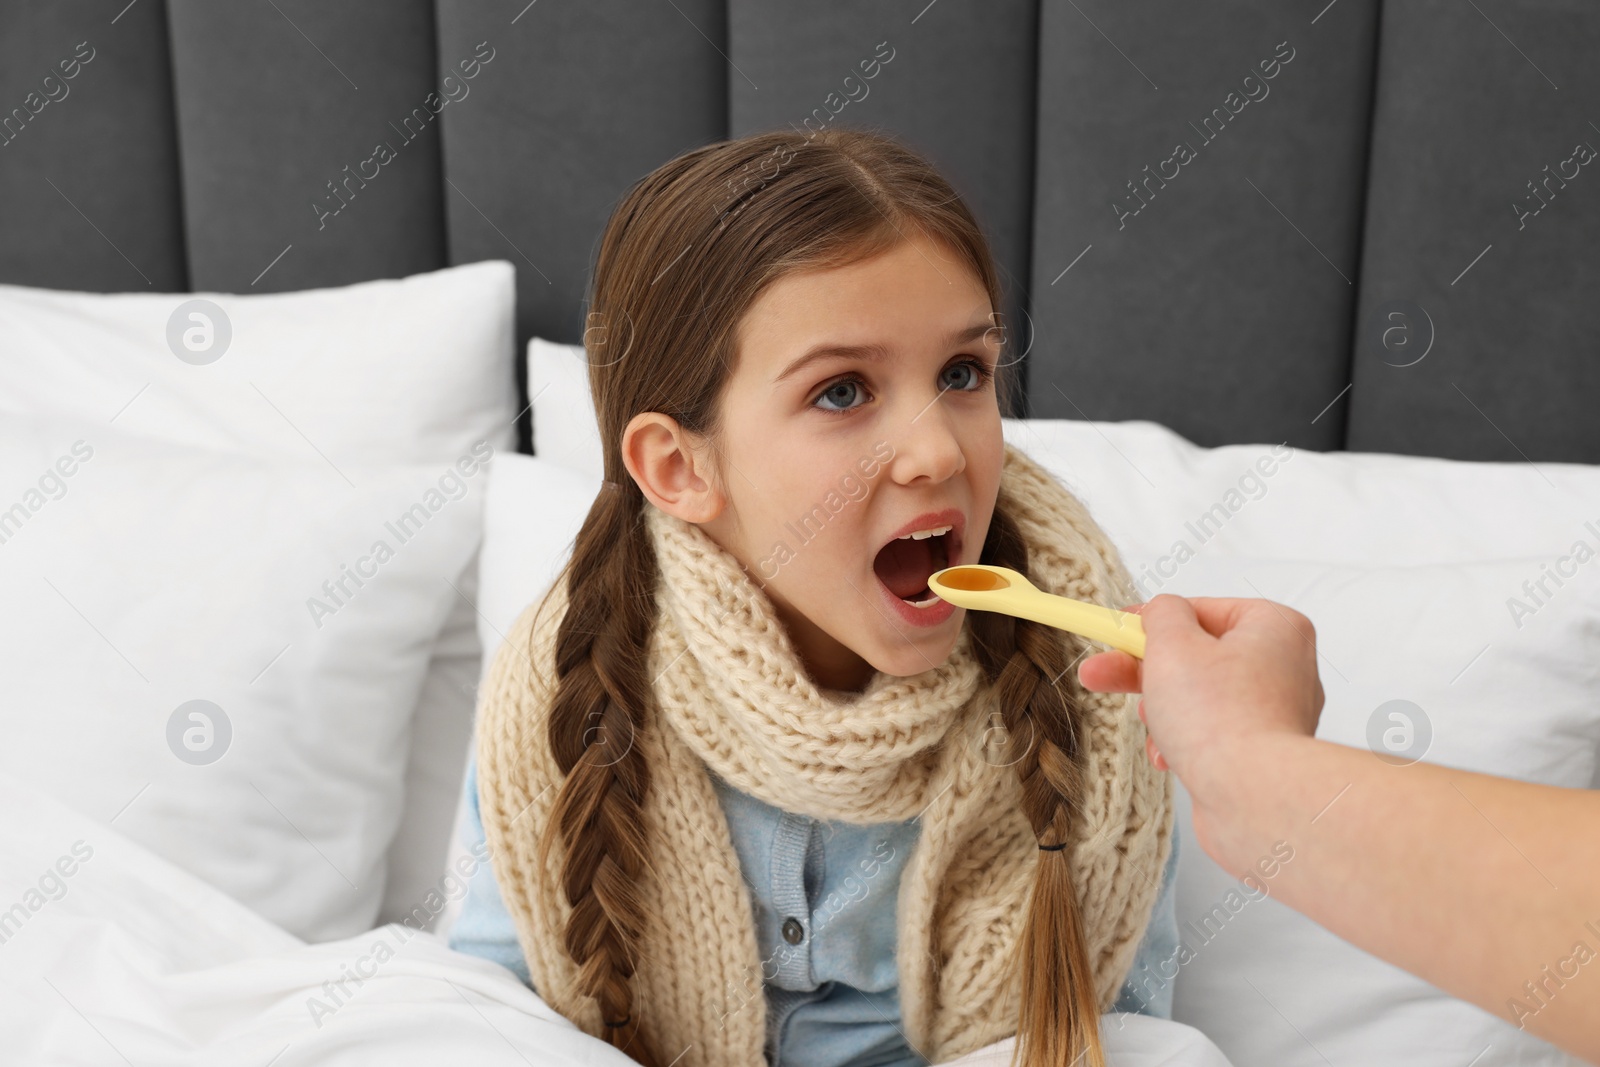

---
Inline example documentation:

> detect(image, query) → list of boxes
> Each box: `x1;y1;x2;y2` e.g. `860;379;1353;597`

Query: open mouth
873;526;956;608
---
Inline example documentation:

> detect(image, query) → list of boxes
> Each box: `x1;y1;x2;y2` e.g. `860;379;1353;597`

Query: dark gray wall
3;1;1596;463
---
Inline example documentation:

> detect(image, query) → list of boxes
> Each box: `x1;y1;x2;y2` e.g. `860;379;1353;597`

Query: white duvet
0;774;1232;1066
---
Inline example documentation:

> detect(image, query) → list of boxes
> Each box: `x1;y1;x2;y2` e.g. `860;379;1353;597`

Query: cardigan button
781;917;805;945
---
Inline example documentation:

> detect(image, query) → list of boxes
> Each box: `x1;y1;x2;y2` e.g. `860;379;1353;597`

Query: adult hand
1079;594;1324;770
1078;595;1325;851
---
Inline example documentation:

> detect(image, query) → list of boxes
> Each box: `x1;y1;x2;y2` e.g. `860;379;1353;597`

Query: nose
885;391;966;486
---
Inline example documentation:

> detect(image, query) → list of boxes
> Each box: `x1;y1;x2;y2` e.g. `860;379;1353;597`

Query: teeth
884;522;953;609
897;524;952;541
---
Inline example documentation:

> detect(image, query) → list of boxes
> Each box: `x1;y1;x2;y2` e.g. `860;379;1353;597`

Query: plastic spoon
927;564;1146;659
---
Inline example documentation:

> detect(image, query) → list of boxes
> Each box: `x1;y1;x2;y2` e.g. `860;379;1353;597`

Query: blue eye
811;357;996;414
814;377;865;413
943;358;996;393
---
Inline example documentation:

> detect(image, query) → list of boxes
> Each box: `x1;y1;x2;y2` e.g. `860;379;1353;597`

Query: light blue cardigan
450;754;1180;1067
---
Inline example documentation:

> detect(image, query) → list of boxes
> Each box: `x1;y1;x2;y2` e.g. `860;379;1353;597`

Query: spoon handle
1020;592;1146;659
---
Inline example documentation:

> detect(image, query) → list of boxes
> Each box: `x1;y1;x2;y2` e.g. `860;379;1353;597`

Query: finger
1077;649;1142;693
1137;594;1207;646
1146;594;1280;644
1181;596;1285;640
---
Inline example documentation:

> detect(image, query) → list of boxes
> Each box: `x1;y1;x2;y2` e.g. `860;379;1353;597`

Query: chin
868;624;963;677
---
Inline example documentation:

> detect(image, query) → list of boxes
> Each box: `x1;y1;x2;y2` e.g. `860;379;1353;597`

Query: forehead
735;235;989;367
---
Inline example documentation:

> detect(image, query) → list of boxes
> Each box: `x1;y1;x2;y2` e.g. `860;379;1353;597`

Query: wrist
1179;732;1322;871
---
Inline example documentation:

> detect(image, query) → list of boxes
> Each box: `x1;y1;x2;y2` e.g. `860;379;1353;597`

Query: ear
619;412;726;524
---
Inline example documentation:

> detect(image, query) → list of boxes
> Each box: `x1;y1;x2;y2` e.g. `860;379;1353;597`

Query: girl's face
695;231;1005;692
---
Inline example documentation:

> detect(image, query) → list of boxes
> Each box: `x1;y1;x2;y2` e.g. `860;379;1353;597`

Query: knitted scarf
475;440;1173;1067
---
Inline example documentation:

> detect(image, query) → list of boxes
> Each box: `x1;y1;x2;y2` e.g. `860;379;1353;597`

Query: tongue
874;536;939;599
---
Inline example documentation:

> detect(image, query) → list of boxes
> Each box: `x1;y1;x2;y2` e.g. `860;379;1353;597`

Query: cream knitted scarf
475;441;1173;1066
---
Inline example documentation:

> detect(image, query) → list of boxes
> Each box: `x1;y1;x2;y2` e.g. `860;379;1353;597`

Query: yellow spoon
927;564;1146;659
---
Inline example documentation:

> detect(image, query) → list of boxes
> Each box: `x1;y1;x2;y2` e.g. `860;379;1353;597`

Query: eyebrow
772;320;995;386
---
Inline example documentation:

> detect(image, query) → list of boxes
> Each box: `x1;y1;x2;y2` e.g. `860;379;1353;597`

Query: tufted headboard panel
3;1;1596;463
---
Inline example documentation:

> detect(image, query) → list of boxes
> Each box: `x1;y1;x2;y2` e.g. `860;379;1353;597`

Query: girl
453;126;1176;1067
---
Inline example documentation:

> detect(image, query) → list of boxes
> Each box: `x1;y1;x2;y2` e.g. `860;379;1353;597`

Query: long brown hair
530;125;1108;1067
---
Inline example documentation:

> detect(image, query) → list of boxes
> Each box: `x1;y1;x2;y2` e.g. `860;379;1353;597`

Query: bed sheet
0;773;1231;1066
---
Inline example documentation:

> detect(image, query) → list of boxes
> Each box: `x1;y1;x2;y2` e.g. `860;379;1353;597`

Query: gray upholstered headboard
4;1;1596;464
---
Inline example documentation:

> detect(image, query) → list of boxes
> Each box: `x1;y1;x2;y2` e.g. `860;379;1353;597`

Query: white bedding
0;773;1231;1066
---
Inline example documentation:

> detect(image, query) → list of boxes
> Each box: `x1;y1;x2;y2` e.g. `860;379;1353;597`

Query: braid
531;479;666;1066
967;491;1109;1067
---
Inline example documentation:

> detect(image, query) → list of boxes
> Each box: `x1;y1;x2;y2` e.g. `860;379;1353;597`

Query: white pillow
529;336;604;482
0;260;516;466
1181;556;1597;785
380;556;487;931
1000;417;1600;568
0;262;518;941
434;452;600;939
0;416;492;940
474;454;601;665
